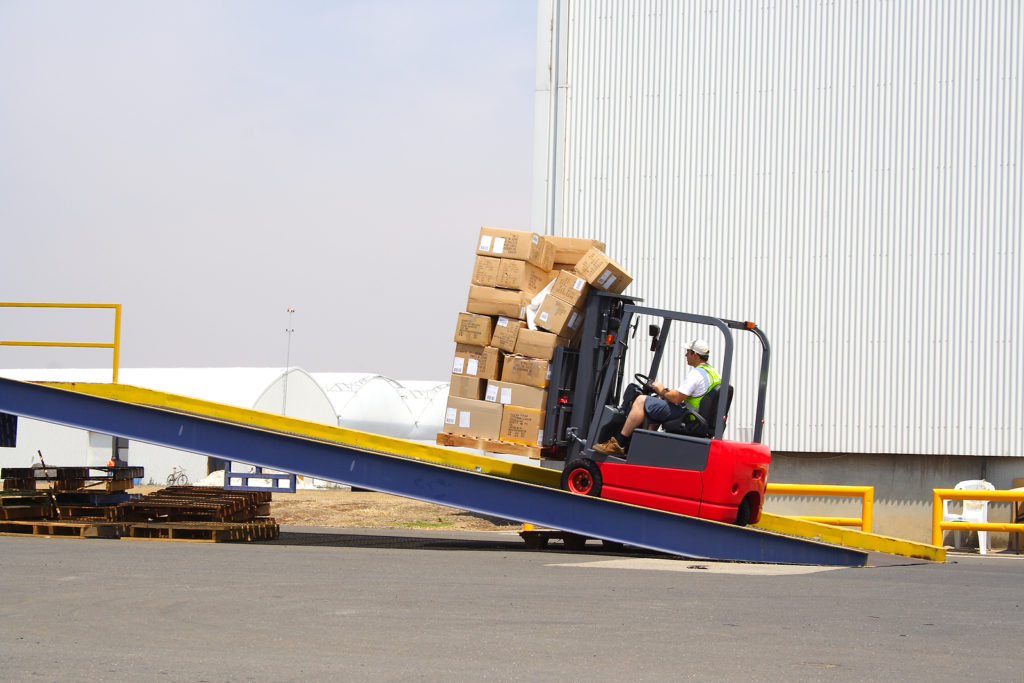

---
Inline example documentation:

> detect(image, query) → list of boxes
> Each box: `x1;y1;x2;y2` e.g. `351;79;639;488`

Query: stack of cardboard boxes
440;227;632;457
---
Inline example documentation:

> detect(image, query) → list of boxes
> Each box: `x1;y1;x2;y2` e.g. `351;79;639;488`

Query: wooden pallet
117;487;272;522
435;432;542;459
122;520;280;543
0;505;54;521
0;520;124;539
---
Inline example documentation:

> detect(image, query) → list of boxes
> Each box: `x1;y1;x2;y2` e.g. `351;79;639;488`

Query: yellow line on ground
39;382;562;489
755;512;946;562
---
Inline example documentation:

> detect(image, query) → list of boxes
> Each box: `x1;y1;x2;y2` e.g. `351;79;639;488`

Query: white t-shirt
679;365;713;399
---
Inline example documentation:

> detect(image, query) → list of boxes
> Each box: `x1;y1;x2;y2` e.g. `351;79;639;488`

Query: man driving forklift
592;338;721;456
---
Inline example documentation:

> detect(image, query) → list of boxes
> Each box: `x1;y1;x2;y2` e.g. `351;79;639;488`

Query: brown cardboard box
573;247;633;294
535;295;585;338
496;259;553;295
471;255;501;287
467;285;531;320
549;269;591;308
546;236;607;265
442;397;503;440
453;312;495;346
502;354;551;389
490;316;523;353
476;227;555;270
452;343;502;380
484;380;548;410
500;405;546;446
448;374;486;400
513;328;568;361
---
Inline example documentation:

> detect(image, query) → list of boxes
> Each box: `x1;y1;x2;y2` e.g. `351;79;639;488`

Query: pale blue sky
0;1;537;379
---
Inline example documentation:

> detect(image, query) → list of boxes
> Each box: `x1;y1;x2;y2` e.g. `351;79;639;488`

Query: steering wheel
633;373;655;394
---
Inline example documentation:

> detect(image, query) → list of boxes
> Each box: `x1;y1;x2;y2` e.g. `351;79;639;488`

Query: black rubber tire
561;459;603;497
735;498;753;527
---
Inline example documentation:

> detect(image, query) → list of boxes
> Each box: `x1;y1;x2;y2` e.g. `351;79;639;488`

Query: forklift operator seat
661;384;734;439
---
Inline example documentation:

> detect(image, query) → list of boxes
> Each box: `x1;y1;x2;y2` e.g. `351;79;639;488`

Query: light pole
282;306;295;415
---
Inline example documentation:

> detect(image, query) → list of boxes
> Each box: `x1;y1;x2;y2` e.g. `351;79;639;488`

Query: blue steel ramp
0;378;866;566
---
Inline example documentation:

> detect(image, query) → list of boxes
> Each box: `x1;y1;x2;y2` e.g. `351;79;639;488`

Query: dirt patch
134;485;520;531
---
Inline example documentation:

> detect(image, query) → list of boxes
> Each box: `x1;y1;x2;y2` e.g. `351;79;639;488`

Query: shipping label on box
535;295;584;338
513;328;568;361
500;405;546;446
442;397;503;440
549;269;591;308
495;259;554;295
485;380;547;410
501;353;551;389
453;312;494;346
453;343;502;380
471;255;501;287
573;247;633;294
490;316;523;353
467;285;530;320
546;236;607;265
449;374;486;400
476;227;555;270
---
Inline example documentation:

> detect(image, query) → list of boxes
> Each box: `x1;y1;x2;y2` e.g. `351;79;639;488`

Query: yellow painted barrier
0;302;122;382
756;512;945;562
931;488;1024;548
766;483;874;532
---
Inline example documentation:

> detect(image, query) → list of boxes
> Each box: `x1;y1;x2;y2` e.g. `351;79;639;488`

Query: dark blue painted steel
0;378;866;566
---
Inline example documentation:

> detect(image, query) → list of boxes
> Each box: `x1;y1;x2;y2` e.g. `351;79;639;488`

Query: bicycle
166;466;190;487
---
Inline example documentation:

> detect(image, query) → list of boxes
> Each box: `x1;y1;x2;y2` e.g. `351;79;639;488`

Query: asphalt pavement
2;527;1023;681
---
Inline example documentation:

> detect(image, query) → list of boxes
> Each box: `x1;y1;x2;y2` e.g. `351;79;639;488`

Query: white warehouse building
528;0;1023;540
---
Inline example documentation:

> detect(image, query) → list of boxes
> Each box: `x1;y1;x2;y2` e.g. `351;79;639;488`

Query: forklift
541;292;772;526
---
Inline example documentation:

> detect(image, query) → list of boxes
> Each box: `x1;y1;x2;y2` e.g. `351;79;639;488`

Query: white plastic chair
942;479;996;554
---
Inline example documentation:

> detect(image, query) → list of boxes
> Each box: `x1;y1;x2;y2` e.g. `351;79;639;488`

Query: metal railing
0;302;122;382
931;488;1024;548
766;483;875;532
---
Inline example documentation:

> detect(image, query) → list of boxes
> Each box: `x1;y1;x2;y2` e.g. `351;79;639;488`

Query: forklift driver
593;339;721;456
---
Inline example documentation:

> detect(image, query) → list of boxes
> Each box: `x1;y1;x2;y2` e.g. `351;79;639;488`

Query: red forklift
541;292;771;526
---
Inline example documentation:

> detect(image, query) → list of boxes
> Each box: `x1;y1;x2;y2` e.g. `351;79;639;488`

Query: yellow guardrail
0;302;122;382
931;488;1024;548
766;483;874;532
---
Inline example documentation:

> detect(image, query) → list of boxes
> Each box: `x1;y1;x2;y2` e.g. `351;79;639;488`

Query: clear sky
0;1;538;380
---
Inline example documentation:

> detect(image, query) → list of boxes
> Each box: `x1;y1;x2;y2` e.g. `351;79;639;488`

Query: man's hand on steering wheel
633;373;655;394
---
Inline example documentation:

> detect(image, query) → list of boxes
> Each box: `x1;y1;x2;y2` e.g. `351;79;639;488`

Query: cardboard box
476;227;555;270
467;285;530;320
546;236;606;265
500;405;546;446
549;269;591;308
484;380;548;410
449;374;486;400
453;312;494;346
535;295;585;338
513;328;568;361
442;397;503;440
502;353;551;389
471;255;501;287
496;259;553;295
573;247;633;294
490;316;523;353
452;343;502;380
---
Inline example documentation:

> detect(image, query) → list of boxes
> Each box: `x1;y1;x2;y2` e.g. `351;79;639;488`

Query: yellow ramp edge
755;512;946;562
40;382;562;489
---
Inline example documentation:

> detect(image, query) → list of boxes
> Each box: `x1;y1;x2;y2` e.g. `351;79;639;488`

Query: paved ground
2;528;1023;681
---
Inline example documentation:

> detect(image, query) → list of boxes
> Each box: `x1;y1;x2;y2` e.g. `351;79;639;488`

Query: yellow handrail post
112;304;121;383
932;489;943;547
862;486;874;533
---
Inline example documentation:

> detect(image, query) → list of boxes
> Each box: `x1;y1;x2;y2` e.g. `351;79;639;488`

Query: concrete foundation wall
765;453;1024;548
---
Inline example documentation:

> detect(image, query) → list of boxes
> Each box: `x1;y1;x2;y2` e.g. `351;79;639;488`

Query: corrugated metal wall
533;0;1023;455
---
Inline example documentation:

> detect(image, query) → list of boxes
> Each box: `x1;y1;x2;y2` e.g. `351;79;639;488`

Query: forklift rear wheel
735;498;753;526
561;459;602;497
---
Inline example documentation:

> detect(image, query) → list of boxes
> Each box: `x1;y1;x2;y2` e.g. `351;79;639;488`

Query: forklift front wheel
561;459;603;497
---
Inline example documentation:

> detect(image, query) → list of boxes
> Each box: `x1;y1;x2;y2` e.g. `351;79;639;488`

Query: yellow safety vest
682;363;721;413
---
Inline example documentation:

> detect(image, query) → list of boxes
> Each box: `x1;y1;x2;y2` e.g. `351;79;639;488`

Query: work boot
592;437;626;456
